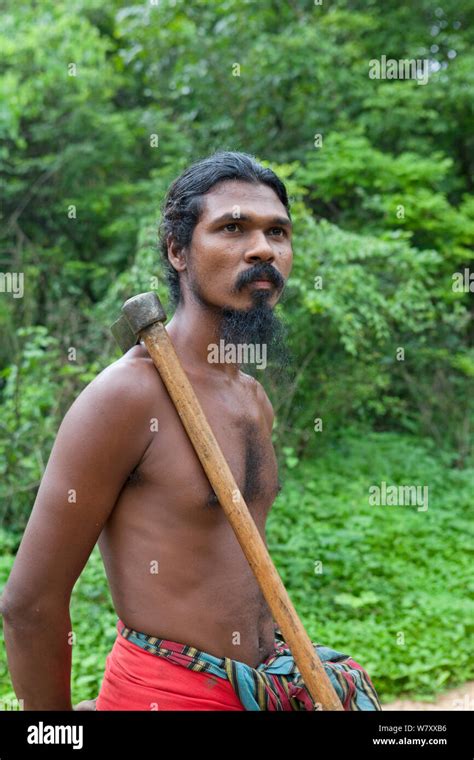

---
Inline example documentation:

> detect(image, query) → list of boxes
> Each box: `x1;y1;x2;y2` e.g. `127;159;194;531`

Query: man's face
172;179;293;312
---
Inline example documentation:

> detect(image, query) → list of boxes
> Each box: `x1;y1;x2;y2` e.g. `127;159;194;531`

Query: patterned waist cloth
117;619;382;711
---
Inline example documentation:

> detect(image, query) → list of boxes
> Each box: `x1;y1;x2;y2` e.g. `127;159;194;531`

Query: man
0;151;381;711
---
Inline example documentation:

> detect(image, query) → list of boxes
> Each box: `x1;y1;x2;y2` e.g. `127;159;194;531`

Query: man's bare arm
0;354;158;710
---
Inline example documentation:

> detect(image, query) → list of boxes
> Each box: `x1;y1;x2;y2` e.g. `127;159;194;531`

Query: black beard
218;291;290;371
186;262;292;371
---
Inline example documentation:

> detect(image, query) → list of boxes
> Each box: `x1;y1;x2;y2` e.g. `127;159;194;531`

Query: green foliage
0;0;473;705
267;432;474;701
0;327;103;528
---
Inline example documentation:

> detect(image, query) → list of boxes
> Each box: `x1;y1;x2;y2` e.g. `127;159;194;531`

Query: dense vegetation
1;0;473;704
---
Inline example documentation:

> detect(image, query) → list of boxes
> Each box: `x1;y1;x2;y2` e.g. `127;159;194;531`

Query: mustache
235;263;285;292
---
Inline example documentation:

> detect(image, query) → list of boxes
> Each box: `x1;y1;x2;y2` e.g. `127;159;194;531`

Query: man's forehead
199;180;288;220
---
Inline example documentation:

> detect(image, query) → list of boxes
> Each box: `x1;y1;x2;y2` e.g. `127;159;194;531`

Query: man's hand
73;697;98;711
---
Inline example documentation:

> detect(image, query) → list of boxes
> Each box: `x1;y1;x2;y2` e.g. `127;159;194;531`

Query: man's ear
167;234;187;273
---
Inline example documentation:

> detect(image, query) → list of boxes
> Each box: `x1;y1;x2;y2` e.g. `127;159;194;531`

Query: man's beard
186;261;292;371
218;290;289;370
190;282;290;370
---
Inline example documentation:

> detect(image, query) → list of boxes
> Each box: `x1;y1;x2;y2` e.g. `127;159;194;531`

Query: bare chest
129;381;280;517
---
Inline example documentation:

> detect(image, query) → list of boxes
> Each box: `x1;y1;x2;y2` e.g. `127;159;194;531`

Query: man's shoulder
75;343;164;413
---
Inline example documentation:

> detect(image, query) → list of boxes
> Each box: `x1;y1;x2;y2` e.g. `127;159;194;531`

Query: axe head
110;314;139;353
110;291;167;353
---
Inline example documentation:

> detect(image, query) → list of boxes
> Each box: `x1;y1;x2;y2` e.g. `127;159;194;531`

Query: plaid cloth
117;619;381;711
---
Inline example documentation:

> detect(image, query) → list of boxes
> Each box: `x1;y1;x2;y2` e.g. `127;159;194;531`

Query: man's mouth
248;279;274;289
237;266;283;293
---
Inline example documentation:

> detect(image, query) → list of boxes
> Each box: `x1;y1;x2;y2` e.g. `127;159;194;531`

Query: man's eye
271;227;285;236
223;223;239;232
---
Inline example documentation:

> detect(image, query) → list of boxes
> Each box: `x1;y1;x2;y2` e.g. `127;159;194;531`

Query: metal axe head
110;292;167;353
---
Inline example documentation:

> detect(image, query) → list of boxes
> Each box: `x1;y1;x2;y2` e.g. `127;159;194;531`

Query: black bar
0;709;471;757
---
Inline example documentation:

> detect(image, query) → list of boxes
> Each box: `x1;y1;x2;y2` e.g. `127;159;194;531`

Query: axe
110;291;343;711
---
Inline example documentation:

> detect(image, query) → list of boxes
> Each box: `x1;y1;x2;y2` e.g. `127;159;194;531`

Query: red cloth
95;628;246;711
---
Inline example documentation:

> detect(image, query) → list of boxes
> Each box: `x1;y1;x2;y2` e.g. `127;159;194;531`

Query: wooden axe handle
139;319;343;711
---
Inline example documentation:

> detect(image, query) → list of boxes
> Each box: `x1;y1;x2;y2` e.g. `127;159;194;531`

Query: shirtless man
0;151;295;710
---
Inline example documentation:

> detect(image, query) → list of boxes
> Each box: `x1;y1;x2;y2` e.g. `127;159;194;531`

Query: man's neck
165;300;240;379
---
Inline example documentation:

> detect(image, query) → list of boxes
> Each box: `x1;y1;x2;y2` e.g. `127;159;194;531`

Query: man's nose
243;232;275;264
